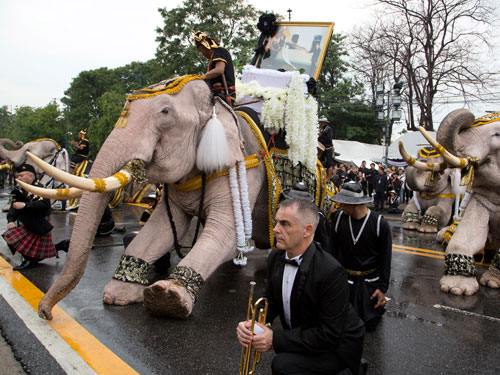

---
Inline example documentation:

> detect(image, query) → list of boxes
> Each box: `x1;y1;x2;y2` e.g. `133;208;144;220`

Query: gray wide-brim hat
318;115;329;123
281;182;314;202
331;182;373;204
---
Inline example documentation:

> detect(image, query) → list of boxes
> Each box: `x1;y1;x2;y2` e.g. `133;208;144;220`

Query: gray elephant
417;109;500;296
0;138;70;188
21;75;282;320
399;145;459;233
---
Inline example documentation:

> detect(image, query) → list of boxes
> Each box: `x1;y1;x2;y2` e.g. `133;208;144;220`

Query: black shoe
13;260;39;270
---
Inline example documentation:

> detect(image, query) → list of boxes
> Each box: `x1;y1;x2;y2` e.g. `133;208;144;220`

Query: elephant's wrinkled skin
403;153;456;233
37;79;269;320
435;109;500;295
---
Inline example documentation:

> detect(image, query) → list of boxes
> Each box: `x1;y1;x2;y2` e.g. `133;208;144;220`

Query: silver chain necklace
349;210;371;245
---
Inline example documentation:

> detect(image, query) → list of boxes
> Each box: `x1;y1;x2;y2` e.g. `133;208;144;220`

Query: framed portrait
256;22;335;80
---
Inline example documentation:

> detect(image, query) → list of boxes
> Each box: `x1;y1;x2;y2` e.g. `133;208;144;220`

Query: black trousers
373;192;385;210
272;351;349;375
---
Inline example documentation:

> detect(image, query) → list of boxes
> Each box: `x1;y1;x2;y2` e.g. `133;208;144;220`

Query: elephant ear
196;97;244;172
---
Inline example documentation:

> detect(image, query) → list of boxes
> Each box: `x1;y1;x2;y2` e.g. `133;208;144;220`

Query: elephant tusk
15;179;83;200
418;127;469;168
398;141;445;171
25;151;142;193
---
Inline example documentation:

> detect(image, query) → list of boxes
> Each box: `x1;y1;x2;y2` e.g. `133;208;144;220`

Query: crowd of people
329;161;413;214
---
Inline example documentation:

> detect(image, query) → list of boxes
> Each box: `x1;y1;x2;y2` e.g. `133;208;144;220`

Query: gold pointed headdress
192;30;220;50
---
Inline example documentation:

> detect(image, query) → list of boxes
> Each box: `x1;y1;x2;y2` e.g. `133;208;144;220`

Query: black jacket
8;183;53;236
266;243;365;374
374;173;388;194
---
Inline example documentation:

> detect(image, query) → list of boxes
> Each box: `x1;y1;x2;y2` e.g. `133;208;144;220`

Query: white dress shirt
282;254;303;328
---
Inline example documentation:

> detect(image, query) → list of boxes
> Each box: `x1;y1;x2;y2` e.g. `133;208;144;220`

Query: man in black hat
317;115;334;180
2;164;56;270
329;181;392;331
70;129;89;174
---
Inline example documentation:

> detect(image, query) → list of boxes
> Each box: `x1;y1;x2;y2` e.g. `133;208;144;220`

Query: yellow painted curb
0;257;138;375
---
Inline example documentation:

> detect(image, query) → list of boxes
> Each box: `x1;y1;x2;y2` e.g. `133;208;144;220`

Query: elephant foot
102;279;145;305
417;224;438;233
38;297;55;320
440;275;479;296
479;266;500;289
403;222;420;230
143;280;193;319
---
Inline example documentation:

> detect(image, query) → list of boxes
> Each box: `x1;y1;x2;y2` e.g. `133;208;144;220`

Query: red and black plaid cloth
2;224;56;259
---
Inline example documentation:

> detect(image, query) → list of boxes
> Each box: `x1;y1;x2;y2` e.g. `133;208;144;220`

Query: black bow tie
282;258;299;267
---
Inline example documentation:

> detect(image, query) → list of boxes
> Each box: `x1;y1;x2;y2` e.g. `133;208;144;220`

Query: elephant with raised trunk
23;75;275;320
399;145;458;233
0;138;69;188
416;110;500;296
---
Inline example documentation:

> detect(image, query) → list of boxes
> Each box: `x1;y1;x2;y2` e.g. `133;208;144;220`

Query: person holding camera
2;164;56;270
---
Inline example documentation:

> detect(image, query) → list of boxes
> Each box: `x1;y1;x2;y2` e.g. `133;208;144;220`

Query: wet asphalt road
0;189;499;375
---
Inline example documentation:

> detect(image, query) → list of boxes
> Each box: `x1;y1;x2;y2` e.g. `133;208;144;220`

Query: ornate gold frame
257;21;335;80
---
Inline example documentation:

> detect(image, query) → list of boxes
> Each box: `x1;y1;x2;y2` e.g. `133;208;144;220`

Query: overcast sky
0;0;370;110
1;0;498;129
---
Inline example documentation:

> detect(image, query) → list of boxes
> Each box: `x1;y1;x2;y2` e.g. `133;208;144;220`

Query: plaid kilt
2;224;56;259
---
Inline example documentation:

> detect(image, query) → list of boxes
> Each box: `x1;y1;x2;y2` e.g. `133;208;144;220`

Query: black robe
330;209;392;329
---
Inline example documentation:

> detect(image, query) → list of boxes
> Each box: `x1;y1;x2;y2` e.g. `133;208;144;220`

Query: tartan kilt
2;224;56;259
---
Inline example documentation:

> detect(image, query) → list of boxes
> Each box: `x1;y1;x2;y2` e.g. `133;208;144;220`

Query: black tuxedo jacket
266;242;365;374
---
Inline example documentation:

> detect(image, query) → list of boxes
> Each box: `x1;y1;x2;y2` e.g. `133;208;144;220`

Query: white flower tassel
229;166;247;266
238;161;254;253
196;106;230;173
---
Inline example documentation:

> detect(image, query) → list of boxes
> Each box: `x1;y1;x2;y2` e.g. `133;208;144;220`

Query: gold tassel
460;157;479;192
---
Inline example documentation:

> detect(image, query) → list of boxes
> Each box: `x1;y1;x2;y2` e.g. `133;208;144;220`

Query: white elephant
417;110;500;296
0;137;70;188
20;75;328;320
399;144;459;233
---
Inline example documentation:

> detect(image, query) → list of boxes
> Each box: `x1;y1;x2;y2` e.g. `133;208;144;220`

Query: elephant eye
161;107;170;114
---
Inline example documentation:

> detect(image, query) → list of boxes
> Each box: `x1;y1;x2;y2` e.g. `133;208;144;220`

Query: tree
155;0;261;78
317;34;378;143
350;0;497;131
3;104;65;145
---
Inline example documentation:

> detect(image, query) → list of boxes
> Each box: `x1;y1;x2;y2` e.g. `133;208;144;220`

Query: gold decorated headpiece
79;129;87;136
125;75;203;101
418;146;440;159
114;75;204;129
192;30;220;50
471;113;500;127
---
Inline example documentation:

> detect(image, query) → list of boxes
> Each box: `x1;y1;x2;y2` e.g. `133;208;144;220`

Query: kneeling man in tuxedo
237;198;365;375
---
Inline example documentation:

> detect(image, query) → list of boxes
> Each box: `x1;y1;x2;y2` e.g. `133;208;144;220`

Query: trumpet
239;281;268;375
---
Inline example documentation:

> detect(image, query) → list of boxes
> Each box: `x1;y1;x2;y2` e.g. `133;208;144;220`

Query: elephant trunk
436;109;475;154
38;141;130;320
0;138;23;151
0;139;26;164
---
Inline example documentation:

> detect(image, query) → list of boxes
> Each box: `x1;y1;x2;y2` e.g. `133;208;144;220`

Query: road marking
433;304;500;323
392;247;444;259
0;275;96;374
393;244;445;256
0;257;138;375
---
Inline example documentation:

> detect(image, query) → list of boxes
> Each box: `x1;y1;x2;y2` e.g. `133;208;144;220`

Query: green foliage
0;104;66;146
155;0;259;78
317;34;378;143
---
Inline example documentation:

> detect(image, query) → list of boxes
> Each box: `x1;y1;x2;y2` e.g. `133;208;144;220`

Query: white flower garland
236;72;319;170
229;165;254;266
